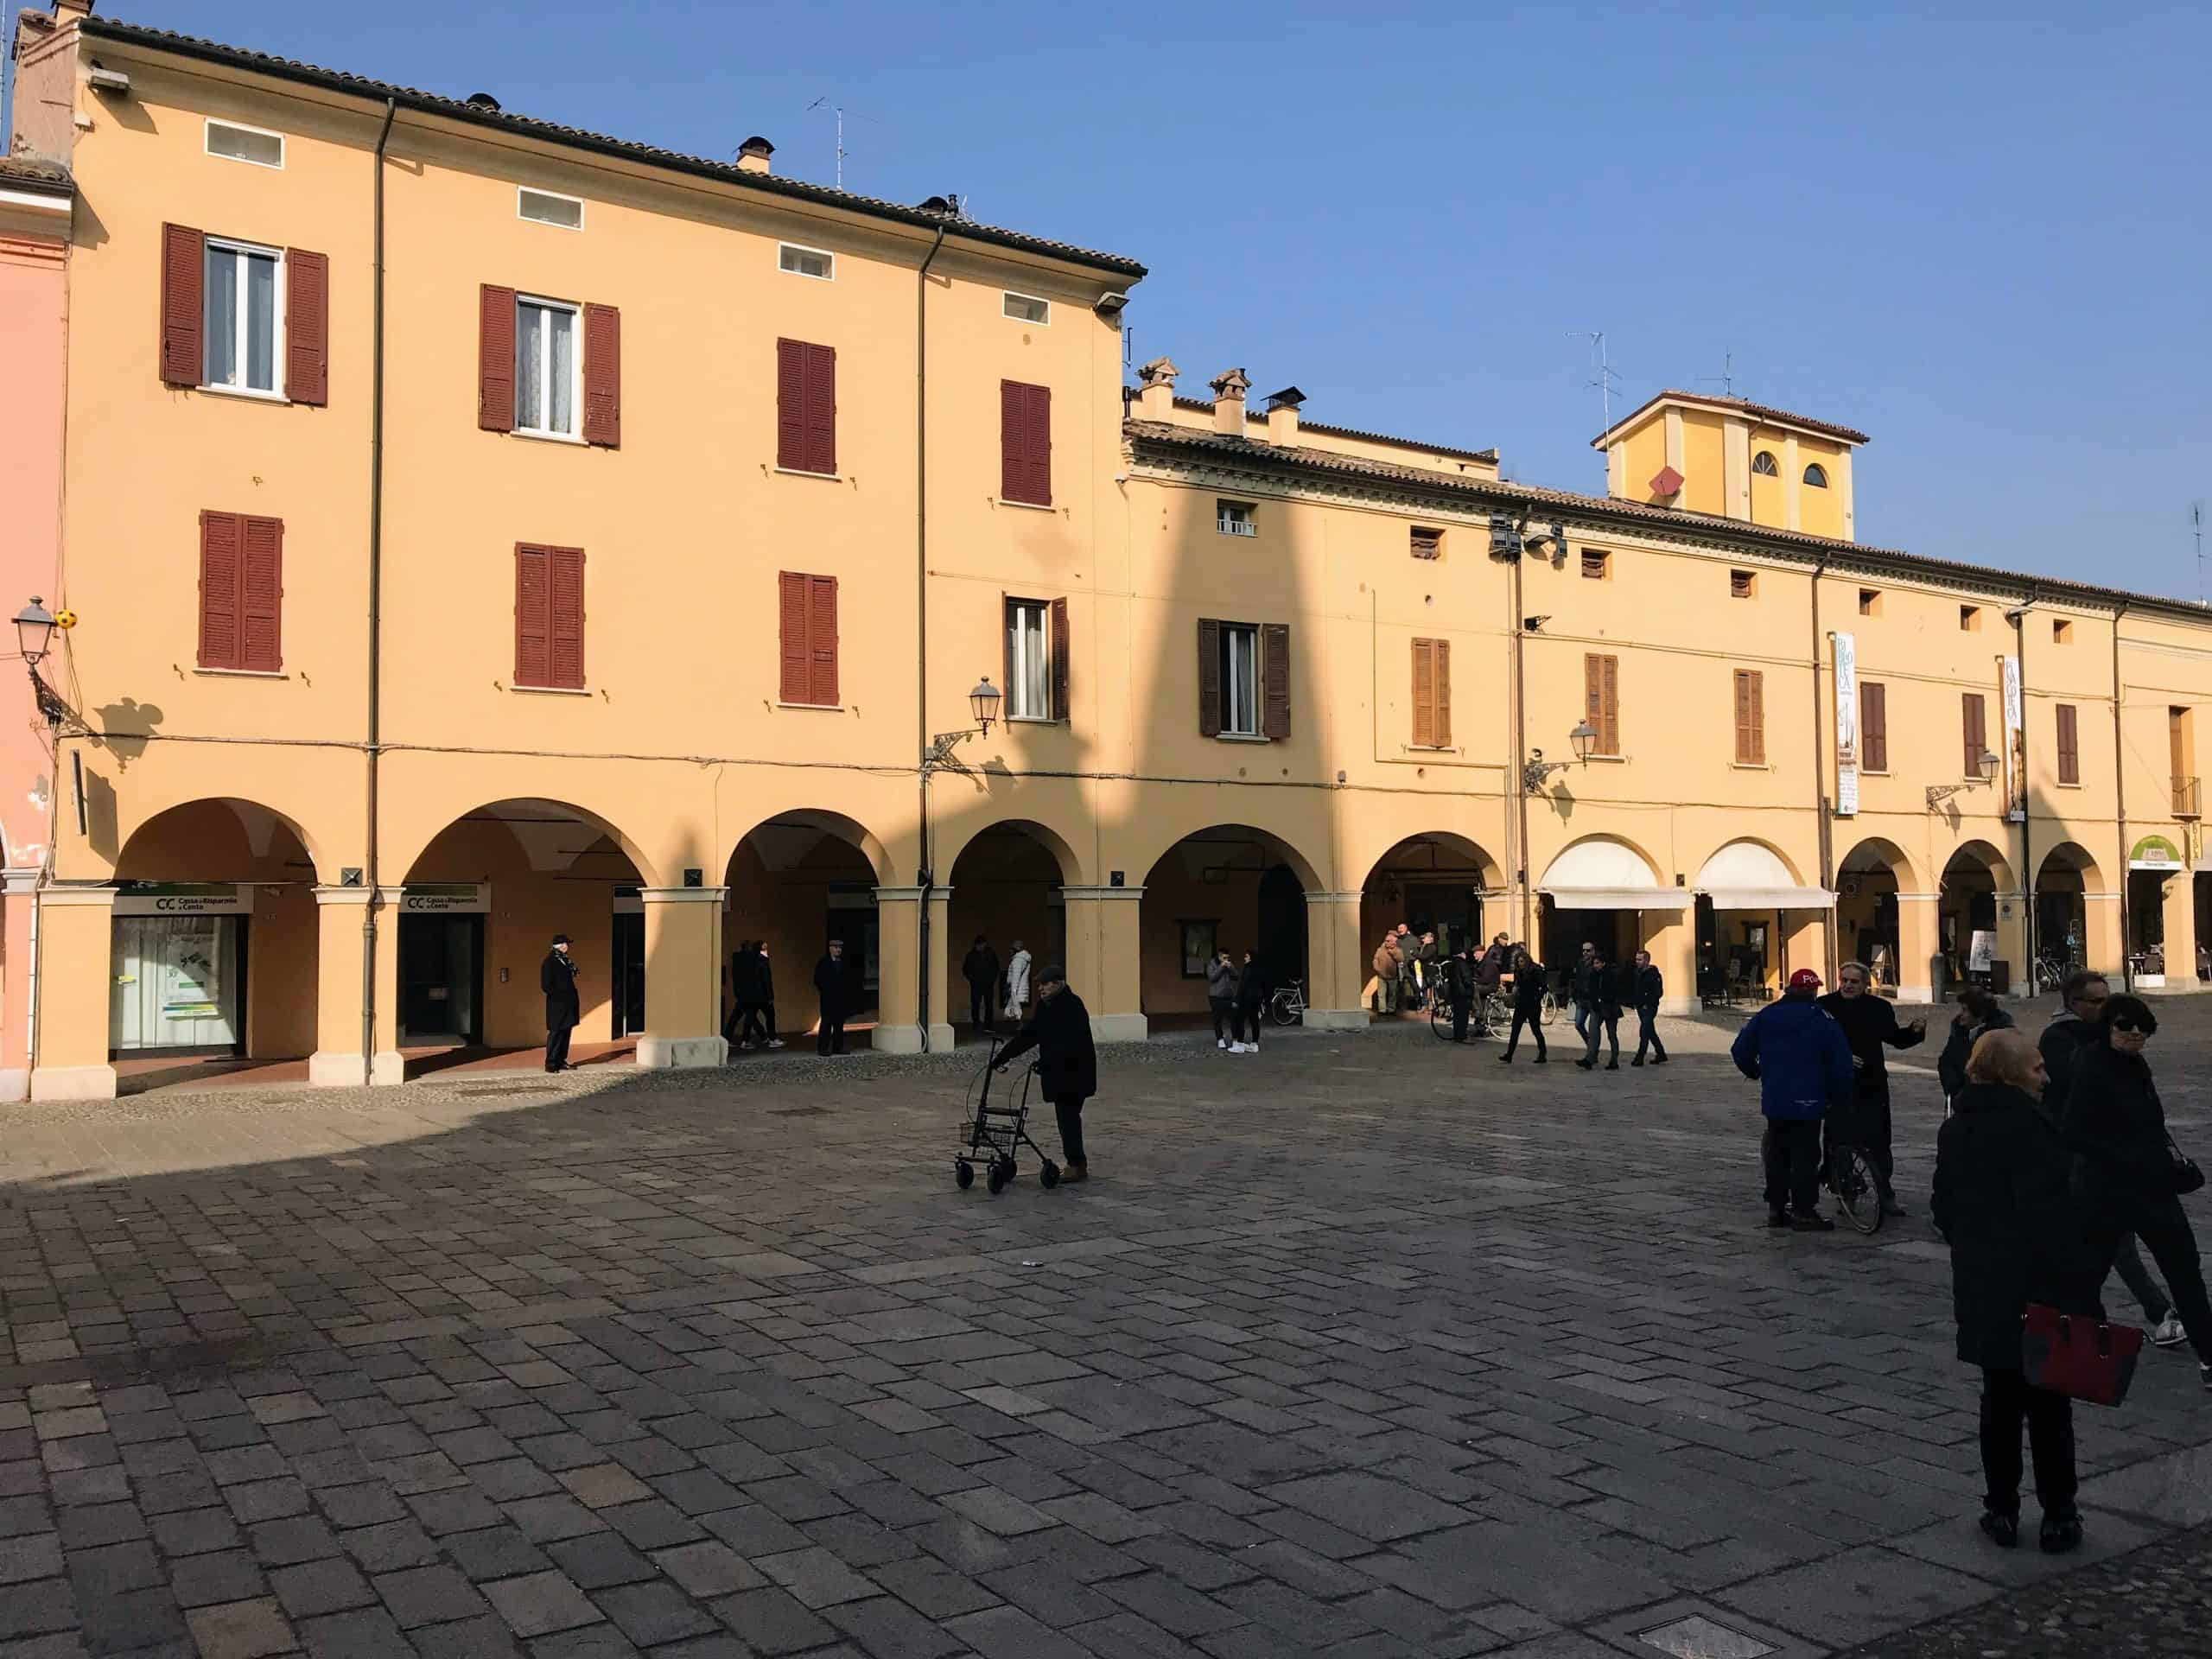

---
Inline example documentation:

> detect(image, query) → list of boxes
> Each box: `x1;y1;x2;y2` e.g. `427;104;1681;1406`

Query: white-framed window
1002;291;1050;325
514;295;580;438
1217;500;1255;537
203;237;285;395
1007;601;1051;720
205;118;284;168
1218;623;1260;735
518;187;584;230
779;243;834;281
1751;449;1779;478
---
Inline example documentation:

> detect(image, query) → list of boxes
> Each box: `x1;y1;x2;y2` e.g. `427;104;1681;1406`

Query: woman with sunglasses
2065;995;2212;1391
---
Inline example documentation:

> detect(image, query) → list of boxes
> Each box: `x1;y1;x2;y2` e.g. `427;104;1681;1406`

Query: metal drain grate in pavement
1636;1615;1776;1659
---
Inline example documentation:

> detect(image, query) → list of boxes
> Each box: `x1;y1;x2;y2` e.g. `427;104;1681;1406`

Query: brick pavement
3;1000;2211;1657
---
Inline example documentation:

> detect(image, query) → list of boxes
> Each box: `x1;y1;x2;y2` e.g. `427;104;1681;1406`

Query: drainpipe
2013;594;2034;982
1510;551;1532;944
1809;557;1834;983
360;98;396;1084
2113;601;2132;991
912;220;947;1051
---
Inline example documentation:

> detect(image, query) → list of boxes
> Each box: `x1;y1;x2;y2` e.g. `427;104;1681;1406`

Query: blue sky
13;2;2210;595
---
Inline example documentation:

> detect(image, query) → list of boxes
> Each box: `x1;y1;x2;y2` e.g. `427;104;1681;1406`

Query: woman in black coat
1936;988;2013;1106
2066;995;2212;1383
994;966;1098;1182
1931;1027;2093;1553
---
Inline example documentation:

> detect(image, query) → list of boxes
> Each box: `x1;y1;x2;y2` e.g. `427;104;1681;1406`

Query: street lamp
1523;721;1599;791
13;597;57;667
1926;749;2001;809
925;676;1003;770
967;677;1001;737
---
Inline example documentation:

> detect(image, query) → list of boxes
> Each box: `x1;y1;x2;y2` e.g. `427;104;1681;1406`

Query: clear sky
12;2;2210;596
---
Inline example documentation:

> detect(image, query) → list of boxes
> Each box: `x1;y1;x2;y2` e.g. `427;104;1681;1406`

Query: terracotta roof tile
1593;389;1870;447
0;156;73;194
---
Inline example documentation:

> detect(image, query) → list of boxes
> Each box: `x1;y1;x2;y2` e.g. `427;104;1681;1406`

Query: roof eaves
1592;388;1870;448
82;16;1147;279
1163;396;1499;465
0;157;74;196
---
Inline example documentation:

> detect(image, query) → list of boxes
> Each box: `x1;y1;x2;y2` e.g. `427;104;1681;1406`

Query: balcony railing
2175;776;2201;818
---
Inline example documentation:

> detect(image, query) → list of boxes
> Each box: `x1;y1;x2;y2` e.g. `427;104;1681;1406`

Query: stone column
1993;890;2032;999
2085;893;2124;982
636;887;729;1067
2158;873;2199;993
874;887;953;1053
1302;891;1370;1031
1638;908;1699;1016
0;868;37;1101
1783;912;1832;989
309;887;403;1085
1895;893;1939;1004
1061;886;1146;1043
29;885;116;1101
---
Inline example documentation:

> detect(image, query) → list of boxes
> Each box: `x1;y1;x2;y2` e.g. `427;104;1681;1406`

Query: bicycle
1430;988;1507;1042
1826;1141;1891;1235
1267;979;1308;1027
2028;952;2070;997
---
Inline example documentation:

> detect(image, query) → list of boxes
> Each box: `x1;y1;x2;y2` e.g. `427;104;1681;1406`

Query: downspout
361;97;396;1084
912;220;947;1052
1809;556;1834;982
2112;601;2132;991
1510;552;1532;944
2014;594;2033;982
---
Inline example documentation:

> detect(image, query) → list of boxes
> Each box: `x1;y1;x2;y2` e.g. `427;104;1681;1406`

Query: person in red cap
1731;967;1854;1230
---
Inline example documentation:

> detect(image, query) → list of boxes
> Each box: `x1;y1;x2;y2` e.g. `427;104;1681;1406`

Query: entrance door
1402;882;1479;959
610;912;645;1038
398;915;483;1044
111;915;245;1054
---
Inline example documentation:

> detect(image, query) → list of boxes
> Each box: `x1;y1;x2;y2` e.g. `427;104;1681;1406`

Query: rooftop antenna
802;97;874;188
2196;502;2205;607
1568;330;1620;481
1697;352;1737;399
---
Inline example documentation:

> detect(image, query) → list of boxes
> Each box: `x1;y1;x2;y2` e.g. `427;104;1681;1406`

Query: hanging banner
1833;632;1858;817
2000;656;2025;823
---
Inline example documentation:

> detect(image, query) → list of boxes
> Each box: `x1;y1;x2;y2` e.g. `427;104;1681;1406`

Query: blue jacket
1731;995;1853;1122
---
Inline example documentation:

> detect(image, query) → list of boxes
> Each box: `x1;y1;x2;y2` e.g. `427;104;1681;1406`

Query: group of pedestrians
1559;939;1668;1070
1205;949;1270;1052
959;935;1033;1036
721;940;785;1052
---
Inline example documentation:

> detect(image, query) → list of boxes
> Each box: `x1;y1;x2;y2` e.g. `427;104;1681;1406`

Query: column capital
636;886;728;904
1302;891;1364;905
1060;885;1143;901
3;866;42;898
873;886;949;903
36;884;115;909
314;885;376;906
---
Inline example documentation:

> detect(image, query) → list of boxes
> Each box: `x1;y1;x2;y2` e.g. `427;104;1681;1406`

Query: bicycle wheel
1431;1001;1454;1040
1539;991;1560;1027
1478;995;1505;1039
1830;1145;1885;1235
1269;991;1299;1027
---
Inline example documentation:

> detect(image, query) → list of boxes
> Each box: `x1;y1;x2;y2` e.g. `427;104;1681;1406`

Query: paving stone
270;1555;378;1618
708;1586;833;1654
647;1541;764;1599
184;1596;295;1658
592;1580;717;1646
484;1570;604;1639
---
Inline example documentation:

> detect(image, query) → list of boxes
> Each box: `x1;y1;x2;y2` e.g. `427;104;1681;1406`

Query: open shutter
1747;671;1764;764
1733;671;1754;763
1600;656;1619;754
549;546;585;687
197;510;241;669
1262;622;1291;741
1001;596;1015;715
240;515;283;672
284;248;328;405
1198;619;1222;738
514;545;550;686
2057;702;2079;785
479;284;516;431
1963;693;1986;776
1434;639;1452;748
162;224;205;386
778;571;810;702
1411;639;1435;748
805;343;836;474
582;303;620;447
808;574;839;707
1050;596;1070;722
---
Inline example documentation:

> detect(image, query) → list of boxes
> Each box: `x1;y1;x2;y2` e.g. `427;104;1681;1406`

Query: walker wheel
1039;1161;1060;1190
955;1160;974;1190
987;1160;1010;1195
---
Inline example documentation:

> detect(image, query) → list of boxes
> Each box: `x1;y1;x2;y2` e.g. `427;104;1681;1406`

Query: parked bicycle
2028;950;2072;997
1431;987;1509;1042
1266;978;1309;1027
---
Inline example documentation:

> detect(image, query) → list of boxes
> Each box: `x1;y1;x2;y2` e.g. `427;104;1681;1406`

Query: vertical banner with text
1833;631;1858;817
2001;656;2025;823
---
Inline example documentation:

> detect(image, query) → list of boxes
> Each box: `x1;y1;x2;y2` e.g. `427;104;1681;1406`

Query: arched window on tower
1803;462;1830;488
1751;451;1779;477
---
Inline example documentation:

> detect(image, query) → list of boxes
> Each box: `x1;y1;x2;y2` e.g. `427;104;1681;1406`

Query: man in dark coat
995;964;1098;1182
1476;931;1510;988
1445;944;1477;1043
1732;968;1853;1230
1570;941;1601;1046
1498;946;1548;1064
961;935;1001;1036
1574;950;1622;1071
813;939;849;1057
540;934;580;1073
1628;949;1668;1066
1815;959;1925;1213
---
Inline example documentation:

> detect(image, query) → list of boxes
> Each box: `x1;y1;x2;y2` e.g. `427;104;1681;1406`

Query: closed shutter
1050;596;1071;722
1001;380;1051;505
1198;618;1222;737
807;573;838;706
779;571;810;702
284;248;328;405
479;284;516;431
1861;680;1887;772
239;515;283;672
1434;639;1452;748
804;343;836;475
2056;702;2079;785
1262;622;1291;741
514;544;550;686
198;510;241;668
778;340;836;474
1412;639;1435;748
162;224;205;386
582;303;620;447
549;545;585;688
1735;670;1765;764
1963;692;1986;776
1585;654;1619;755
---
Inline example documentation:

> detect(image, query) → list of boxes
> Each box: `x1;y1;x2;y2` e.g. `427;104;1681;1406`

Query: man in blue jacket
1732;968;1854;1231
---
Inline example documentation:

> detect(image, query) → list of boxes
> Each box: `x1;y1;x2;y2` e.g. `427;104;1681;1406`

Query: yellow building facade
9;3;2212;1098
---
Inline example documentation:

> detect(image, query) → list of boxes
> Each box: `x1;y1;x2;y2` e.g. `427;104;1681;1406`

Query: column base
1089;1013;1148;1044
371;1050;406;1085
2139;977;2205;995
0;1067;26;1103
1894;984;1933;1006
308;1051;385;1087
871;1023;956;1055
1301;1008;1371;1032
637;1035;728;1069
30;1064;117;1101
1659;995;1698;1017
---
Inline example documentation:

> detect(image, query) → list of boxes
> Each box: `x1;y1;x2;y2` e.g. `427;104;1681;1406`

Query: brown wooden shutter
777;340;806;470
1050;596;1070;722
778;571;809;702
1262;621;1291;741
804;343;836;475
1735;670;1766;764
1026;384;1052;506
1001;596;1015;714
1001;381;1051;505
162;224;205;386
514;544;550;686
549;545;585;688
284;248;328;405
1434;638;1452;748
1411;639;1435;747
2056;702;2079;785
239;515;283;672
1963;692;1986;776
1746;671;1764;764
197;510;241;669
1861;680;1887;772
1585;654;1619;755
479;284;516;431
807;574;838;706
582;303;620;447
1198;618;1222;737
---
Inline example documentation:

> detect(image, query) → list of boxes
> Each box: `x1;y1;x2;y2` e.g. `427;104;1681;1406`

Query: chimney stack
1134;357;1178;420
735;136;774;175
1211;367;1250;437
1262;385;1304;446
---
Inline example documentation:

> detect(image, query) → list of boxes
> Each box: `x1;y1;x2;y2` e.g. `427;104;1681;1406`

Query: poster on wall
1832;632;1858;817
2001;656;2025;823
1969;930;1996;973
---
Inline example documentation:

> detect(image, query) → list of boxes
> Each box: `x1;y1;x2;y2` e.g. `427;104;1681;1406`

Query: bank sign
399;883;490;913
112;882;252;916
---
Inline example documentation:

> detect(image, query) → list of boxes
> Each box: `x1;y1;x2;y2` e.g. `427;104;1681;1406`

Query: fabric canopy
1539;839;1694;912
1694;841;1834;910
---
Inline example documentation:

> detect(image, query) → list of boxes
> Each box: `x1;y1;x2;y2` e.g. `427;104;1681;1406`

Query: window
476;285;617;446
203;238;284;395
1002;291;1050;325
1803;463;1829;488
1179;920;1218;978
1000;380;1052;505
1584;654;1619;756
1004;597;1069;722
1219;623;1260;735
514;296;579;437
197;511;283;672
205;118;283;168
779;243;833;280
1410;525;1442;560
1751;450;1779;478
778;340;838;474
1217;501;1255;537
1730;569;1756;600
1733;670;1766;765
518;187;583;230
778;572;839;706
1411;638;1452;747
1962;692;1987;777
2053;618;2074;645
513;543;585;690
2056;702;2079;785
1859;588;1881;617
160;226;327;404
1198;618;1289;741
1581;550;1610;580
1960;605;1981;632
1859;681;1887;772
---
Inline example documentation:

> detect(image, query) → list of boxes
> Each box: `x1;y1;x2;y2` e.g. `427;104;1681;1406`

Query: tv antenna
1568;330;1620;479
1697;352;1738;399
2196;502;2205;606
804;97;874;188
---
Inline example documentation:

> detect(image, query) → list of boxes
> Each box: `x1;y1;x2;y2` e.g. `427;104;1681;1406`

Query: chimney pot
1134;356;1178;420
1210;367;1250;437
735;135;774;174
1262;385;1304;445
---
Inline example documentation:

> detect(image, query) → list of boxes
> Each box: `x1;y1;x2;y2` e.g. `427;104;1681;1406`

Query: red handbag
2021;1303;2143;1407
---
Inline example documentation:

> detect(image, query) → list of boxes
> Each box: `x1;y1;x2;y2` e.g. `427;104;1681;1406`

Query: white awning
1547;886;1696;912
1539;839;1693;912
1701;887;1837;910
1694;841;1834;910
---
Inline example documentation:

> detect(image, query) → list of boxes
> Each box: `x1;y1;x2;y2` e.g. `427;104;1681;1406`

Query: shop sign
2000;656;2025;823
1833;632;1858;817
400;883;489;913
112;882;251;916
2129;835;2183;871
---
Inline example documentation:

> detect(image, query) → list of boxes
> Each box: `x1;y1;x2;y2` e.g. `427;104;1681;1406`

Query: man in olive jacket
995;965;1098;1182
541;934;580;1072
